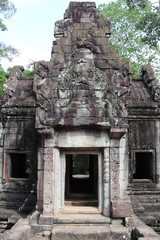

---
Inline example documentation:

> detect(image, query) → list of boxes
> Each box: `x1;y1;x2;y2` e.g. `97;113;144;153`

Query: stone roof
130;79;152;103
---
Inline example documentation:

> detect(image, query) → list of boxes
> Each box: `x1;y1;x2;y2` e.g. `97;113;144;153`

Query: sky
1;0;112;69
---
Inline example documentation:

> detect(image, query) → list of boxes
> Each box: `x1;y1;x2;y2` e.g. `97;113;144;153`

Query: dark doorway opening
65;154;98;206
133;152;153;180
10;153;29;178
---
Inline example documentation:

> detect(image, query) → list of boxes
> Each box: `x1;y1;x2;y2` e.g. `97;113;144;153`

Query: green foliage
126;0;149;9
23;69;35;76
136;12;160;47
0;0;18;61
98;0;160;78
0;42;18;61
0;0;16;18
0;65;10;97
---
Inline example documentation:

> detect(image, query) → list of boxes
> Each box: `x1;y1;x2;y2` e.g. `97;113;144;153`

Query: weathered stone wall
129;120;156;150
128;65;160;186
0;66;38;211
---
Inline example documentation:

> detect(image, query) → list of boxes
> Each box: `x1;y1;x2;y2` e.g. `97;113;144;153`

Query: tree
99;0;160;78
0;65;10;97
0;0;19;61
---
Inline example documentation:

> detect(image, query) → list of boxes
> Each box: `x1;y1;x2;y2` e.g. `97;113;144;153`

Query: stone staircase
28;210;131;240
129;186;160;235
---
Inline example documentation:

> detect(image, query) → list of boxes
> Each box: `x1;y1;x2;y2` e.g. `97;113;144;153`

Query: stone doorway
65;154;98;207
61;151;103;213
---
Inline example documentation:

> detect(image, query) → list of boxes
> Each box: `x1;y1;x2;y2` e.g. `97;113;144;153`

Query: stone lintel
111;200;133;218
110;128;127;139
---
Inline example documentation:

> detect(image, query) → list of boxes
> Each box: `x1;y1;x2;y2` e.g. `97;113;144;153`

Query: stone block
39;214;54;225
52;225;110;240
111;200;133;218
110;225;131;240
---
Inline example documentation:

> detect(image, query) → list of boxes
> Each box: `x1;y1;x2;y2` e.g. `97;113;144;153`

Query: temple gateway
0;2;160;239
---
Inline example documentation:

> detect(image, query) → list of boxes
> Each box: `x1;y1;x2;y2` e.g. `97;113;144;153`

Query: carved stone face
75;49;94;74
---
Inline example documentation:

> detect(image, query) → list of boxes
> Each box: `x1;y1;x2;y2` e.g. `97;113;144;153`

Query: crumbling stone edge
125;214;160;240
0;218;31;240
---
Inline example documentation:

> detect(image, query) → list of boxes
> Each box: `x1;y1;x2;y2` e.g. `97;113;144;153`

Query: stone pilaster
43;147;54;214
103;147;110;216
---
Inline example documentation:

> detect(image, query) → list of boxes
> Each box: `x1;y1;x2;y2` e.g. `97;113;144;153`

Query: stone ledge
110;128;128;139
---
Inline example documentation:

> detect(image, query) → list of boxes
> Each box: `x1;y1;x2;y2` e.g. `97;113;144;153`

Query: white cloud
2;47;50;70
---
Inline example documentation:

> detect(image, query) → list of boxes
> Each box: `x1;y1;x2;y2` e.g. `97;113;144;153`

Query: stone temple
0;2;160;240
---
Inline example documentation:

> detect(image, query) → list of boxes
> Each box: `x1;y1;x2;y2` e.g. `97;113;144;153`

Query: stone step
144;211;160;218
52;213;111;224
128;183;157;191
129;190;160;195
139;199;160;204
38;212;112;225
141;203;160;211
51;224;131;240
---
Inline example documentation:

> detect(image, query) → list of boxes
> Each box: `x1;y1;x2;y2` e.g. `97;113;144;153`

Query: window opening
10;153;29;178
133;152;153;180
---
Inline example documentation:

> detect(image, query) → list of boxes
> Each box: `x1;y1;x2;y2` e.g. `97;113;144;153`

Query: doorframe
60;150;103;213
